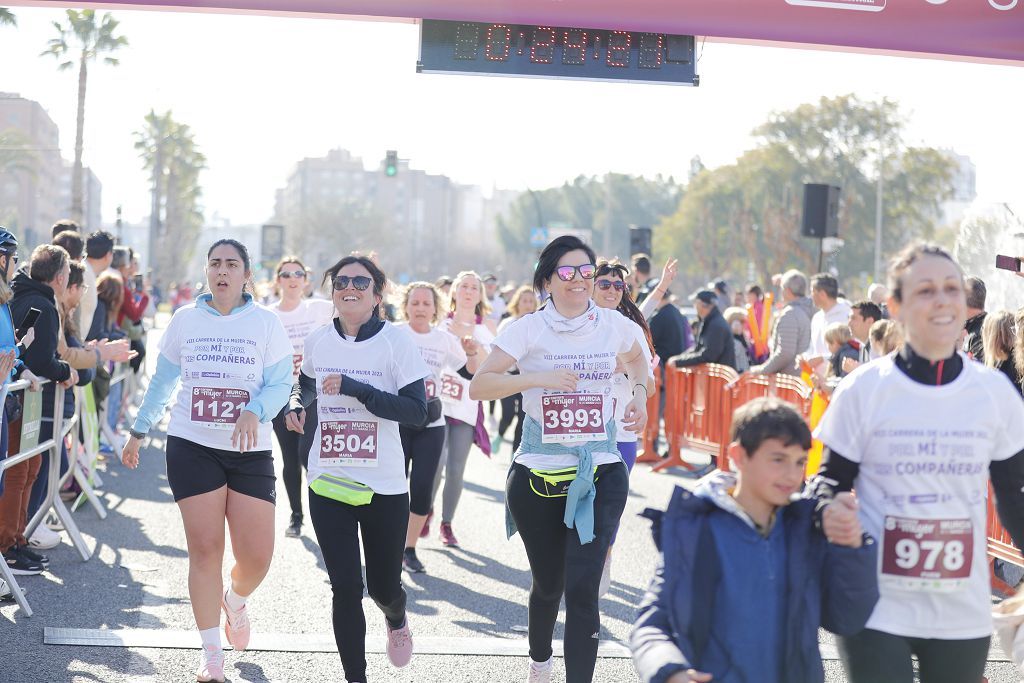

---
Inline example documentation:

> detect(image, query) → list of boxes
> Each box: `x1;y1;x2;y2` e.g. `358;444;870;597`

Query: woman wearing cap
471;236;650;683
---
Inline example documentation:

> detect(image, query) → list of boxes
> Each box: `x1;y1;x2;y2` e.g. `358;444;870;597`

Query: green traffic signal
385;150;398;177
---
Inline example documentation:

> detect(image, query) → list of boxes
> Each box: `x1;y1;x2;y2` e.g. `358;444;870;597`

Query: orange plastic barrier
636;370;662;464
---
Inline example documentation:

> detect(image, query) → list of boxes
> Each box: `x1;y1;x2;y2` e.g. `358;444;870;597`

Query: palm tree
41;10;127;225
0;9;16;26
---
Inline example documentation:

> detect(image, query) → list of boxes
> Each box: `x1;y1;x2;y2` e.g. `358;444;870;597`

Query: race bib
190;387;251;429
880;515;973;592
318;419;379;468
541;393;606;444
292;353;303;375
425;378;437;399
439;373;465;403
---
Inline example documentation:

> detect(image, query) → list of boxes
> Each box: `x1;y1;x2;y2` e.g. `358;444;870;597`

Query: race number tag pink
541;393;605;444
439;373;464;402
318;420;379;468
190;387;251;429
291;354;303;375
425;378;437;399
881;516;973;592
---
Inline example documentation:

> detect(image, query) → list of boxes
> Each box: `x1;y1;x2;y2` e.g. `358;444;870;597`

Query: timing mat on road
44;628;635;657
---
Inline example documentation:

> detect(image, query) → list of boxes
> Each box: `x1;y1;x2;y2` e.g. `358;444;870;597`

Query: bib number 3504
541;393;605;443
190;387;251;429
881;515;973;592
319;420;379;468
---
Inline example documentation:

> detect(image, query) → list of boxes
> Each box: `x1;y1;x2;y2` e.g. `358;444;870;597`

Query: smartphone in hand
996;255;1022;272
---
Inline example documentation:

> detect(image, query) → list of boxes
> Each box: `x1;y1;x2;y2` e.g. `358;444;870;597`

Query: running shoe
527;656;553;682
3;547;44;575
439;522;459;548
599;554;612;598
385;620;413;667
284;513;302;538
195;644;225;683
221;592;251;651
403;548;426;574
420;511;432;539
29;524;61;550
19;545;49;568
0;578;12;603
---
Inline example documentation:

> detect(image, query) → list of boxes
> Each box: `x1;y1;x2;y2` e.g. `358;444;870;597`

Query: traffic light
385;150;398;177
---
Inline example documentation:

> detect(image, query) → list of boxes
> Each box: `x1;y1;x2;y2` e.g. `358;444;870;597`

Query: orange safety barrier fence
636;370;662;464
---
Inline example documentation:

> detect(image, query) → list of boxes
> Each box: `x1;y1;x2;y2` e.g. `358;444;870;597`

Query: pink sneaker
195;645;225;683
221;593;251;651
439;522;459;547
386;620;413;667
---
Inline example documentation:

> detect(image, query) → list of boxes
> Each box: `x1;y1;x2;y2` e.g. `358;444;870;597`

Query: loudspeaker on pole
801;184;840;238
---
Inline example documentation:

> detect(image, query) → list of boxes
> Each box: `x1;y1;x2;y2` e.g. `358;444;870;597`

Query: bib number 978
541;393;605;443
881;516;973;591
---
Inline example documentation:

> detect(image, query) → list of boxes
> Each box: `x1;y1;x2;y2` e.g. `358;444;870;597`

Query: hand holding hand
823;492;863;548
285;409;306;434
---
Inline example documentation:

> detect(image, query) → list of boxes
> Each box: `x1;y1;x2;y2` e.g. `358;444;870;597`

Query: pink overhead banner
21;0;1024;63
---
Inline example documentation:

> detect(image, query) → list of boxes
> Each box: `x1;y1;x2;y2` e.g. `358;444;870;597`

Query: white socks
199;627;221;650
224;587;247;612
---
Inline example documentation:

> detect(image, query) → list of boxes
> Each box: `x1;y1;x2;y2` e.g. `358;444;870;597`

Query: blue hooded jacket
630;473;879;683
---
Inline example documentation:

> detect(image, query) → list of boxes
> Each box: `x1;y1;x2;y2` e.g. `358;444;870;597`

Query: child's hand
667;670;712;682
823;492;863;548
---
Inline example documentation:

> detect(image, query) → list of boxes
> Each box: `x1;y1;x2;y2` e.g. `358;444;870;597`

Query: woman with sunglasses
285;255;430;683
123;239;294;683
428;270;494;547
470;236;651;683
591;261;656;596
268;256;334;538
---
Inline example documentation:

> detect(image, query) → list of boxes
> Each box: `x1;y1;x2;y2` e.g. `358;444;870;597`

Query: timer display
418;20;698;86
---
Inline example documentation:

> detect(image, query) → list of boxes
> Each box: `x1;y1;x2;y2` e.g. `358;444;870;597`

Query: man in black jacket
668;290;737;370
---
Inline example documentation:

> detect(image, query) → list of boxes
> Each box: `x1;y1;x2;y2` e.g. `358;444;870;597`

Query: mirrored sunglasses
278;269;306;279
555;264;596;282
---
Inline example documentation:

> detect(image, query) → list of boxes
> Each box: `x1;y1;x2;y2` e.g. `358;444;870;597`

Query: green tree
41;9;127;225
0;8;16;26
134;110;206;289
656;95;956;292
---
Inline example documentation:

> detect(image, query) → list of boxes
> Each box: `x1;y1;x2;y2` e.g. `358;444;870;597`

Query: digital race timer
417;20;698;86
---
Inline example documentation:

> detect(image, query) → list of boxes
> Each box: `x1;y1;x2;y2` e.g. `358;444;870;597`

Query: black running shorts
165;435;276;504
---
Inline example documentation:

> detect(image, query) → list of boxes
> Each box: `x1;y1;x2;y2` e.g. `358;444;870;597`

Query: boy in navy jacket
630;398;878;683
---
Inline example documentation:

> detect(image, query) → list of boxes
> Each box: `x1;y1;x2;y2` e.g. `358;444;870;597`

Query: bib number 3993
881;516;973;592
190;387;251;429
319;420;379;468
541;393;605;444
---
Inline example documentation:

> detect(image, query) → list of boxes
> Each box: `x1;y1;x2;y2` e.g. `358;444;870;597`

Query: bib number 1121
190;387;251;429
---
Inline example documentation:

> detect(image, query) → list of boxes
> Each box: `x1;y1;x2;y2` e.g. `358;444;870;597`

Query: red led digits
530;26;555;64
607;30;632;67
453;22;480;60
638;33;664;69
485;24;512;61
562;29;587;65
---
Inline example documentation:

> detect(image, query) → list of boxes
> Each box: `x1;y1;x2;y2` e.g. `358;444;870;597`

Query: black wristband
129;428;147;440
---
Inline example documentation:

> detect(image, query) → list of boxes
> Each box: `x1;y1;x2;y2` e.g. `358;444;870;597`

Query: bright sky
1;5;1022;226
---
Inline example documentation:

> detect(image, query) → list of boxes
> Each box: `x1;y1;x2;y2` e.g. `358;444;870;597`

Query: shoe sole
28;541;60;550
403;563;426;574
5;567;43;576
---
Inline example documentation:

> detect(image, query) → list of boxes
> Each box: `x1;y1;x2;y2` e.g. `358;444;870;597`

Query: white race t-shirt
493;306;638;469
160;302;293;451
397;323;468;429
270;298;335;377
436;318;494;425
303;321;431;495
815;353;1024;639
611;319;655;444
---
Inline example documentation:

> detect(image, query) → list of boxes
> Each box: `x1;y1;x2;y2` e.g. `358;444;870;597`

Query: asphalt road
3;325;1021;682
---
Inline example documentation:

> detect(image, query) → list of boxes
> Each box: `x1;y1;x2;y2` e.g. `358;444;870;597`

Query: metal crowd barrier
1;361;136;617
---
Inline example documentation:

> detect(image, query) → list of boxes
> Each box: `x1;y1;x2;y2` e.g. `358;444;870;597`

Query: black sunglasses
333;275;373;291
595;279;627;292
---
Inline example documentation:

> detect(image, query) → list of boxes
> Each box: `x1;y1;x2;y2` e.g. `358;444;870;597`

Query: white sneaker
527;656;553;683
599;553;612;598
29;524;61;550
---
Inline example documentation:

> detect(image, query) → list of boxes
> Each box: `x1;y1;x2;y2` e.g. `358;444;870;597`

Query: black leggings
309;489;409;683
838;628;990;683
506;461;628;683
400;424;446;516
497;393;525;452
272;408;307;519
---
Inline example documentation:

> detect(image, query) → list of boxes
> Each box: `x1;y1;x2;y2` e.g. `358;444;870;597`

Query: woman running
811;243;1024;683
492;285;539;455
428;270;495;547
470;235;650;683
285;255;429;683
121;239;293;683
268;256;334;538
591;260;656;596
396;281;474;573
